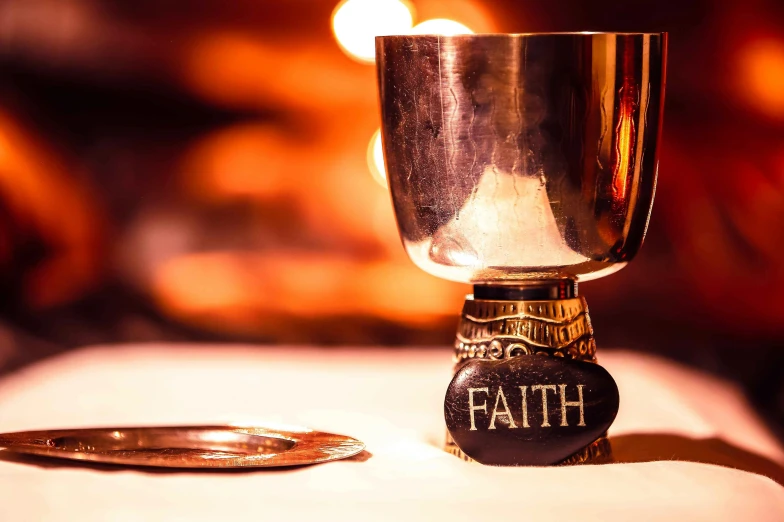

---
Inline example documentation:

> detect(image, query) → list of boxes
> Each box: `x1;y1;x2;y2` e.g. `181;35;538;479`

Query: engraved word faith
467;384;586;430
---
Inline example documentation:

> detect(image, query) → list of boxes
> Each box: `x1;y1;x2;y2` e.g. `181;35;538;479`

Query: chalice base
445;280;615;465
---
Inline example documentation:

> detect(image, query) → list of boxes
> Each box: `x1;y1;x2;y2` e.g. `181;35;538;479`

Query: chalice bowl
376;32;667;466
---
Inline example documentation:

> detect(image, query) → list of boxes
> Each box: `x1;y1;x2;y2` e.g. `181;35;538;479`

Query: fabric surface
0;344;782;521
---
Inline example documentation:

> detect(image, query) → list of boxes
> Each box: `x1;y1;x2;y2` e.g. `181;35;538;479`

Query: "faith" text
467;384;586;430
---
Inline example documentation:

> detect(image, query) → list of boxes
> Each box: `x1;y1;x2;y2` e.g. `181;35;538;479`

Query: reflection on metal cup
376;33;666;283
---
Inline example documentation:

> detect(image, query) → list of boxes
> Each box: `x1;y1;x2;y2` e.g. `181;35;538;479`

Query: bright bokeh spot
332;0;414;63
367;128;387;187
411;18;473;36
737;38;784;120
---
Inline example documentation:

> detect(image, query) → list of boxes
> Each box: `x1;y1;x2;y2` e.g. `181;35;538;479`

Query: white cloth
0;345;782;521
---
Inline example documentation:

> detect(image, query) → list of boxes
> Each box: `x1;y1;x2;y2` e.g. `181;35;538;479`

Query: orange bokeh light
737;38;784;119
152;251;466;336
183;31;375;111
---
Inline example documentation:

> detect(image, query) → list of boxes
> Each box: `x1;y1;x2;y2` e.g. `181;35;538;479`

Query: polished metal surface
376;33;667;283
0;425;365;468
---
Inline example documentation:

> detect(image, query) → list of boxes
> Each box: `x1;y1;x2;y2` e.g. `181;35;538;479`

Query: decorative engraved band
454;297;597;364
447;295;607;464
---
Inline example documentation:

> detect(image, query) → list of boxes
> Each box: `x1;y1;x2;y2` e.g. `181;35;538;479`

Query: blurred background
0;0;782;433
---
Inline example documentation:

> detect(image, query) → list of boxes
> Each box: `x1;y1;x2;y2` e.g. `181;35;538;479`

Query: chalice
376;32;667;465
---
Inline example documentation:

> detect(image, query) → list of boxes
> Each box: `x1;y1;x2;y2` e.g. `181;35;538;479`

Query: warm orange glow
178;121;403;253
152;251;466;335
411;18;473;35
180;124;301;202
332;0;414;63
612;93;634;203
737;38;784;119
611;44;637;217
183;32;376;111
0;111;104;307
367;128;387;187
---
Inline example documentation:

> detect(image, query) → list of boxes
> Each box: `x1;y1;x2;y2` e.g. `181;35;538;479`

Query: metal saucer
0;425;365;468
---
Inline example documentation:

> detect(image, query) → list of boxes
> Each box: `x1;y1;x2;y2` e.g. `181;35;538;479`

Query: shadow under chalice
610;433;784;486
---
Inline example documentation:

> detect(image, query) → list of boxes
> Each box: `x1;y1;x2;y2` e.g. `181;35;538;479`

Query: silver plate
0;425;365;468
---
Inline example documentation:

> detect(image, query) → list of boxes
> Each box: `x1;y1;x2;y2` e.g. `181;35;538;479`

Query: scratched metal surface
376;33;666;283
